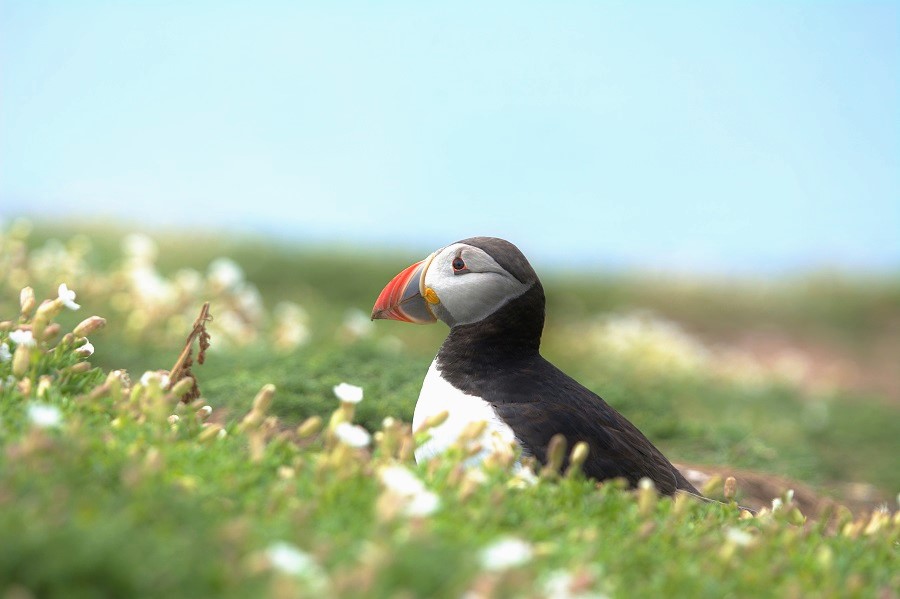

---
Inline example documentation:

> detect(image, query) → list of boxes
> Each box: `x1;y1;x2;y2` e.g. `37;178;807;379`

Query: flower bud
32;299;63;338
169;376;195;398
239;411;263;432
296;415;323;438
252;384;276;413
12;344;31;377
458;420;487;442
36;375;52;398
198;424;224;443
638;478;657;516
19;287;36;316
73;316;106;338
398;435;415;462
415;410;449;433
724;476;737;501
42;323;61;342
196;405;213;421
546;434;567;472
73;338;94;357
68;362;92;374
787;507;806;526
565;441;590;477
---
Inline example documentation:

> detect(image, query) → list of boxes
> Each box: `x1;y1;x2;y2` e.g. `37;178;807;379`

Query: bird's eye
452;257;467;273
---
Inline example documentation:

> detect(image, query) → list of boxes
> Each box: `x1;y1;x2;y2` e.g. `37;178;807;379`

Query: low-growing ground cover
0;220;897;597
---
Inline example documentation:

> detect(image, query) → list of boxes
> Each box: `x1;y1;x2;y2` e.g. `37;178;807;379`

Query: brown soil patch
676;462;893;517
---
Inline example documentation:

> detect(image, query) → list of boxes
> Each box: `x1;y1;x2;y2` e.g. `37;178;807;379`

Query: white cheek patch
424;244;531;326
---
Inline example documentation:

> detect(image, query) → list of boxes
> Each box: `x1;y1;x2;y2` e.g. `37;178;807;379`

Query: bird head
371;237;540;329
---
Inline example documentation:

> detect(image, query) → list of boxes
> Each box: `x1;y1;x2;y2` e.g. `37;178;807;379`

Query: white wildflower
333;382;363;404
404;490;440;517
265;541;316;576
725;527;754;547
174;268;203;294
212;310;256;347
378;465;441;517
464;468;488;486
479;537;533;571
74;339;94;357
123;233;158;262
512;465;538;487
9;329;35;348
543;569;610;599
140;371;171;389
276;320;310;349
274;302;310;350
129;265;173;303
0;343;10;362
380;465;426;496
342;309;374;338
334;422;371;448
771;497;783;511
236;286;264;319
28;403;63;428
264;541;329;592
57;283;80;310
585;311;708;373
208;257;244;290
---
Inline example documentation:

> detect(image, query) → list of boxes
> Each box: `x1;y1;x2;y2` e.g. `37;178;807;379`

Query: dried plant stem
168;302;212;403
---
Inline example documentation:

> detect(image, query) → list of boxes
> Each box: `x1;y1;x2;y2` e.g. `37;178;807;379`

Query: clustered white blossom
74;339;94;357
341;309;374;339
379;465;441;517
273;302;310;350
140;370;171;389
333;382;364;404
479;537;534;571
9;329;35;348
57;283;80;310
2;225;313;354
334;422;371;448
27;403;63;428
208;258;244;291
725;527;754;547
0;342;11;362
264;541;329;592
542;570;610;599
266;541;317;575
582;311;709;375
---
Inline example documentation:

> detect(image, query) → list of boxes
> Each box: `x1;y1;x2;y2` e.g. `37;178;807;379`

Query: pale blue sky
1;2;897;272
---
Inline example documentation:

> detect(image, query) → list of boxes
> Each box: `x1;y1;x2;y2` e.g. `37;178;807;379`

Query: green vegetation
1;220;897;597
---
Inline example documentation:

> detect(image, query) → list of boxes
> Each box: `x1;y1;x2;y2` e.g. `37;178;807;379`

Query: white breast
412;359;518;463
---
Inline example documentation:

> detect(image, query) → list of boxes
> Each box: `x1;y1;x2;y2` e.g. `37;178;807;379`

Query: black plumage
437;237;700;496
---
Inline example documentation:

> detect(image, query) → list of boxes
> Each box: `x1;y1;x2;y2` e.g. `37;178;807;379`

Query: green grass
1;221;898;597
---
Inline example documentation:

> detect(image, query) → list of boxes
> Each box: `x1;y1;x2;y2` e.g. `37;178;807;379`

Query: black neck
438;282;545;363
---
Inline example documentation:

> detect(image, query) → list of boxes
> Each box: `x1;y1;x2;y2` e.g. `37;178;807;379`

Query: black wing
488;355;699;495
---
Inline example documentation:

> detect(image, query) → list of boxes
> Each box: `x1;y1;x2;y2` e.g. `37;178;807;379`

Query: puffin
371;236;700;497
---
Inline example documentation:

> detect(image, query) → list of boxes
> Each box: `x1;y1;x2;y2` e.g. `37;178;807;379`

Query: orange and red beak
371;258;438;324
